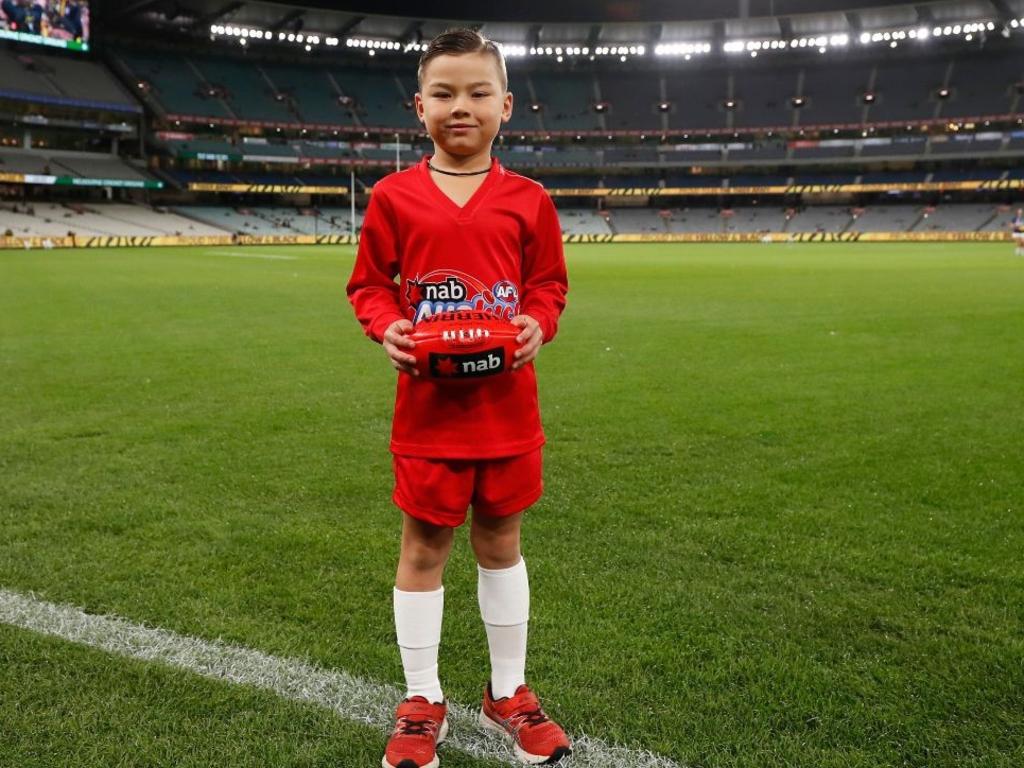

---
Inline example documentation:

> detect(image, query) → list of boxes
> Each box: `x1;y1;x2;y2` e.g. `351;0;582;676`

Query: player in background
346;28;572;768
1011;207;1024;256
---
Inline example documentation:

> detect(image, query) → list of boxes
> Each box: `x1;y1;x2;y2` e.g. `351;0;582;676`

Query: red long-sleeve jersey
346;155;568;459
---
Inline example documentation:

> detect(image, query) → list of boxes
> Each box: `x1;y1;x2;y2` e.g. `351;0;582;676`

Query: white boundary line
0;587;681;768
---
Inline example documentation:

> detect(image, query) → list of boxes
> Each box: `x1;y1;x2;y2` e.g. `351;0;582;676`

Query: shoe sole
381;717;449;768
478;709;572;765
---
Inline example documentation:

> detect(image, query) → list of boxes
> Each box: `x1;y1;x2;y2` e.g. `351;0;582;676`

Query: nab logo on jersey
430;347;507;379
406;275;467;305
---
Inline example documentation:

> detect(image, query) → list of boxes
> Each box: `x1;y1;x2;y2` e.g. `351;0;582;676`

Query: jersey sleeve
520;189;568;343
346;186;406;343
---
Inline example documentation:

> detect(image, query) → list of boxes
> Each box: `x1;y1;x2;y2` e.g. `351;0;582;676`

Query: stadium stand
0;202;229;237
0;152;52;175
847;205;920;232
4;4;1024;248
558;209;612;235
331;69;412;128
665;68;729;130
598;72;661;132
799;61;872;126
108;41;1024;137
173;205;360;236
726;206;789;233
666;208;729;233
731;65;802;128
0;48;139;112
0;150;151;181
531;72;601;132
504;70;541;134
916;204;998;232
979;205;1021;232
191;55;296;123
607;208;666;234
49;154;149;181
786;206;855;233
860;138;927;157
116;50;238;119
2;200;1020;239
865;59;943;123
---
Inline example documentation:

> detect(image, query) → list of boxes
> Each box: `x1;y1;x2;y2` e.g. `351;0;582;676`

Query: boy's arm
346;188;405;343
519;190;568;343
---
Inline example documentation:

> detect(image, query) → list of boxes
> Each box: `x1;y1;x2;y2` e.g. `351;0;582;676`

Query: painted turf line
0;588;680;768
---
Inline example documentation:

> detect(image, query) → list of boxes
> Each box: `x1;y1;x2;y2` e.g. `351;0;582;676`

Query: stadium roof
116;0;1022;50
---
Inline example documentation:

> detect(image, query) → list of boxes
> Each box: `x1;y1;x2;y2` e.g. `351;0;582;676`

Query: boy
346;28;571;768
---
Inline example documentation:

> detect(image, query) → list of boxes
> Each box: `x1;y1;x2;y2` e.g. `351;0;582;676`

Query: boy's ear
414;92;425;123
502;90;513;123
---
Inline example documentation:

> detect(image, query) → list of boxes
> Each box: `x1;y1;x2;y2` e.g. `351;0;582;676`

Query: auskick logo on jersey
406;269;519;323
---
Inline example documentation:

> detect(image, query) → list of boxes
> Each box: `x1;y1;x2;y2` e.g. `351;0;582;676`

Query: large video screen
0;0;89;52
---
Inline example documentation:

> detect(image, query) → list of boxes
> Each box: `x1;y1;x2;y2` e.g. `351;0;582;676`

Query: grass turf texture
1;242;1022;768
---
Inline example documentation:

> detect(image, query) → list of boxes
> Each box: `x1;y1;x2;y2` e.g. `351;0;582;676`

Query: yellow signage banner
188;183;350;194
546;180;1024;197
0;231;1008;250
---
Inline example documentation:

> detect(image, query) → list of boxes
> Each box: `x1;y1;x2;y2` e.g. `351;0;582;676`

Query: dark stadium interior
3;0;1024;239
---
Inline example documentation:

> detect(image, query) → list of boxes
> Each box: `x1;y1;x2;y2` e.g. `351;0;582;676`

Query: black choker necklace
428;160;490;176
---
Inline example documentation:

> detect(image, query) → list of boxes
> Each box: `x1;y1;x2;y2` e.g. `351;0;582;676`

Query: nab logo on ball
430;348;507;379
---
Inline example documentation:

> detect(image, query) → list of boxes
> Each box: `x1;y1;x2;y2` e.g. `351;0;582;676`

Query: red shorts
392;448;543;528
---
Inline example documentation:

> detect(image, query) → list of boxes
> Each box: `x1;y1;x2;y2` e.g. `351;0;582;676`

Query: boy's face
415;52;513;158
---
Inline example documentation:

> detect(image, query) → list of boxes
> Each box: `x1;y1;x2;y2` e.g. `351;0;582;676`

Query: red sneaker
382;696;449;768
479;683;572;764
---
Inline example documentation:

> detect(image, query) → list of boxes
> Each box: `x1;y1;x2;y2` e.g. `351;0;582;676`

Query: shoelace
396;716;437;737
509;706;550;731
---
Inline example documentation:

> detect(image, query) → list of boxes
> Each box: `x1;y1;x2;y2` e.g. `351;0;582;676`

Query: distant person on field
1012;207;1024;256
346;27;571;768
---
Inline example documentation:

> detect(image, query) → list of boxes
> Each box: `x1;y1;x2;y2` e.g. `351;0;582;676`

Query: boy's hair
417;28;508;93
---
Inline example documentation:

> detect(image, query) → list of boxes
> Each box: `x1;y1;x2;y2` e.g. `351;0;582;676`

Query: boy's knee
401;525;454;572
404;543;450;571
470;526;520;568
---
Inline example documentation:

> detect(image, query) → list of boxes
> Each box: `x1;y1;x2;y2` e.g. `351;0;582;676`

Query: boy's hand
383;319;419;376
511;314;543;370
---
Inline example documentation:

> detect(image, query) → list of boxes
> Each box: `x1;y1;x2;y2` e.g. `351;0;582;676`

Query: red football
408;310;520;382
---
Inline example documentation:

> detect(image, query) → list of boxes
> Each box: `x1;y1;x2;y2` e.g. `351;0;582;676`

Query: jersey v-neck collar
417;155;504;222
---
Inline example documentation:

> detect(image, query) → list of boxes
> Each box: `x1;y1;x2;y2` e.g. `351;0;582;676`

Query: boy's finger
385;335;415;351
384;343;417;366
516;326;537;344
514;338;540;359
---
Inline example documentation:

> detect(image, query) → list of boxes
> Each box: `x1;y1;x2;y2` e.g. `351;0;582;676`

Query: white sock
393;586;445;704
478;557;529;699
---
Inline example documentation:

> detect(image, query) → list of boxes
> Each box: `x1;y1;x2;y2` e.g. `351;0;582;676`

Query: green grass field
1;242;1022;768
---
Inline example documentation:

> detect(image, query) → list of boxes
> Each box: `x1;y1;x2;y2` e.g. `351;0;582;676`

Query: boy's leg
470;448;542;699
385;453;472;768
395;512;455;704
470;453;572;763
471;512;528;699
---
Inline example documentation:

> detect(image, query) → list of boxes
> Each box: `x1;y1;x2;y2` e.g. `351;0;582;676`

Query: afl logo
492;280;518;304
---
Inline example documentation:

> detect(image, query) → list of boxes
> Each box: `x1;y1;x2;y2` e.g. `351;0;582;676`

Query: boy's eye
432;92;450;98
473;92;489;97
